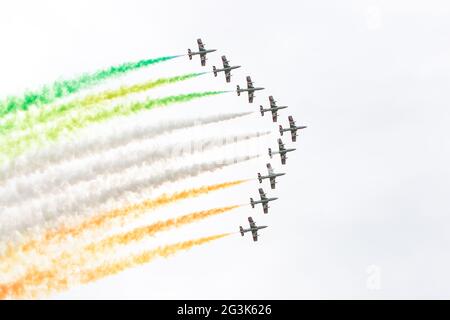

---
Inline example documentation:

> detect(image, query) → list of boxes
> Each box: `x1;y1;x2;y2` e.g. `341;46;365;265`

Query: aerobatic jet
258;163;285;189
279;116;307;142
259;96;288;122
268;138;296;165
240;217;268;242
187;38;217;66
236;76;264;103
250;188;278;214
213;55;241;82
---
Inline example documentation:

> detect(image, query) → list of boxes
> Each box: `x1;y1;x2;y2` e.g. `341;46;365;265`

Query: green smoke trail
0;72;204;136
0;91;225;162
0;55;178;118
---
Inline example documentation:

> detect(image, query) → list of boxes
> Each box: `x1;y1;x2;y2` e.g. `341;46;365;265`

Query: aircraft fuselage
190;49;217;55
270;105;288;110
242;225;268;233
239;87;265;92
253;197;278;205
273;148;296;155
216;65;241;72
261;173;285;180
262;106;288;113
281;125;307;133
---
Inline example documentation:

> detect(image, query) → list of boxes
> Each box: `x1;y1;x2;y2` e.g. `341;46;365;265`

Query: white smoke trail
0;131;269;206
0;155;259;238
0;112;252;182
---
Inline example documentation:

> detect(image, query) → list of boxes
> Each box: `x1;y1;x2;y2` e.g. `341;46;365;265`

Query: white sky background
0;0;450;299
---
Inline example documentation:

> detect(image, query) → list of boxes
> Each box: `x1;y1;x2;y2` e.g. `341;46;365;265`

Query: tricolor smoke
0;47;272;299
0;72;204;136
0;132;268;206
0;91;225;162
0;111;253;182
0;156;258;237
0;180;246;267
1;205;239;282
0;55;178;118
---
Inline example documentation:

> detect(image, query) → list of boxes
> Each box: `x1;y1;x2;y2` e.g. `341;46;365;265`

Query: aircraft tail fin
260;105;264;116
188;49;192;60
268;148;272;158
236;85;240;96
213;66;217;77
250;198;255;208
239;226;244;236
279;125;283;136
257;173;262;183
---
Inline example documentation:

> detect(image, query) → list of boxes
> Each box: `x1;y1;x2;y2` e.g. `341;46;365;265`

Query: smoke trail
0;72;204;136
0;182;244;282
87;206;239;252
0;55;178;118
0;157;255;236
0;112;253;182
0;233;229;299
0;132;268;206
1;205;238;279
35;181;243;247
0;155;255;236
83;233;230;285
0;91;225;162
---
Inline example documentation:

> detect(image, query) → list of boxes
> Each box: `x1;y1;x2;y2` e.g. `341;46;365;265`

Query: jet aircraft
268;138;296;165
260;96;288;122
240;216;268;242
236;76;264;103
188;38;217;66
250;188;278;214
213;55;241;82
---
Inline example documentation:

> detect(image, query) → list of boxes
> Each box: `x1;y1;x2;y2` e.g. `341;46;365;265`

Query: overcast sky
0;0;449;299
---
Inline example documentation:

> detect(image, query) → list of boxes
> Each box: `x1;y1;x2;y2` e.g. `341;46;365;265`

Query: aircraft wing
248;91;254;103
271;109;278;122
291;130;297;142
269;96;276;107
252;230;258;241
197;38;205;51
281;153;287;165
270;177;276;189
200;53;206;66
262;202;269;214
289;116;296;128
248;216;256;228
225;70;231;82
258;188;267;201
222;55;230;68
278;138;285;152
246;76;254;89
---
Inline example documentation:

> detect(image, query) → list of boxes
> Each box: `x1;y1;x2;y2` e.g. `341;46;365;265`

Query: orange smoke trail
82;233;230;284
86;205;240;252
5;205;238;294
0;233;230;299
2;180;246;265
